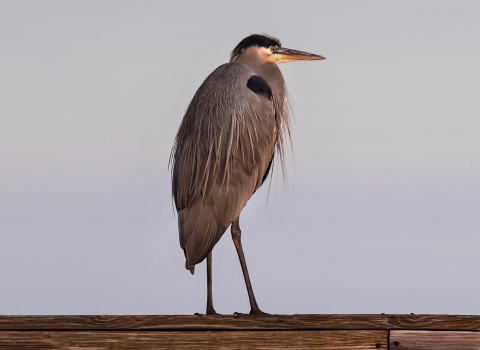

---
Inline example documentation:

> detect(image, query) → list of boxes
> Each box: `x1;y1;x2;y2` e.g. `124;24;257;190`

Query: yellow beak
271;47;326;64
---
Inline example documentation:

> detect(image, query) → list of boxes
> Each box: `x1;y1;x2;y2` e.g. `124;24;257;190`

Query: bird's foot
233;308;269;316
206;306;220;315
250;307;269;315
194;310;220;316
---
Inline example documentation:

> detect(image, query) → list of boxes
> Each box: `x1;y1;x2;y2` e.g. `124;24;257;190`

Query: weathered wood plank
0;314;479;331
0;330;388;349
390;330;480;350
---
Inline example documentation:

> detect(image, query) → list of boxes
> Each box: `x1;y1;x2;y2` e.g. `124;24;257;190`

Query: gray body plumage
169;34;324;314
171;60;290;272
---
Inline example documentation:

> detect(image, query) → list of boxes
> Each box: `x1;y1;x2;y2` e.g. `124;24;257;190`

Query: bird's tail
178;201;227;274
185;261;195;275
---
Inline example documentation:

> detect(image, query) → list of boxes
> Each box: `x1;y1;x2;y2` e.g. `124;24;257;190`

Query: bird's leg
231;217;268;315
206;250;218;315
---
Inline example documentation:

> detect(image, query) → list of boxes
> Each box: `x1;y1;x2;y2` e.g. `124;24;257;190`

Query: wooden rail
0;314;479;349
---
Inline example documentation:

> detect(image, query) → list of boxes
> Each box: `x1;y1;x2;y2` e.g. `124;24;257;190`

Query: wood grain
0;314;479;331
0;330;388;349
390;330;480;350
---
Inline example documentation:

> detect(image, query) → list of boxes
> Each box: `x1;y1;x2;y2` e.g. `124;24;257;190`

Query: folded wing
171;63;277;271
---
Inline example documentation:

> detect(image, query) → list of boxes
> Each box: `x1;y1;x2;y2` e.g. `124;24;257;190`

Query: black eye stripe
230;34;281;62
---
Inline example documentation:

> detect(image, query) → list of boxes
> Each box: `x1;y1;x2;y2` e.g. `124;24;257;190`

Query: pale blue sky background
1;1;479;315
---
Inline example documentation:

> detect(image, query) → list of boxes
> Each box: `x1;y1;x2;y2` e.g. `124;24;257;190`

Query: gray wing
171;63;277;270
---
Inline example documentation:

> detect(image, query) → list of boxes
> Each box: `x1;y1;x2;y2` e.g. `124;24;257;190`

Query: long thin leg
206;250;218;315
231;217;267;315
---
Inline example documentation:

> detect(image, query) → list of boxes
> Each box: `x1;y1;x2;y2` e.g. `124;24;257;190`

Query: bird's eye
270;46;276;52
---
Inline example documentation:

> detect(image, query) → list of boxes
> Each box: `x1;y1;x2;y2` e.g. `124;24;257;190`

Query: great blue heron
170;34;325;314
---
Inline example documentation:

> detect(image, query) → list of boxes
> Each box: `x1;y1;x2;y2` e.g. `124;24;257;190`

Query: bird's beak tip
273;48;326;63
312;55;326;61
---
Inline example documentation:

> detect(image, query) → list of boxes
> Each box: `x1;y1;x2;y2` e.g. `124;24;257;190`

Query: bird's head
230;34;325;64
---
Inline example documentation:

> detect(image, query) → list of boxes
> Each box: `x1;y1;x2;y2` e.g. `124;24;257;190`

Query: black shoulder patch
253;153;274;195
247;75;273;100
261;154;274;186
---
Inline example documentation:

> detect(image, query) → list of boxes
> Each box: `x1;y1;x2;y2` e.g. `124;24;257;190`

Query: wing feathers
171;63;288;269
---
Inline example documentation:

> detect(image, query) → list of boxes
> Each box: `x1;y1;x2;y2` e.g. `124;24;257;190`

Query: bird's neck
255;63;285;97
234;48;286;98
236;58;284;95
